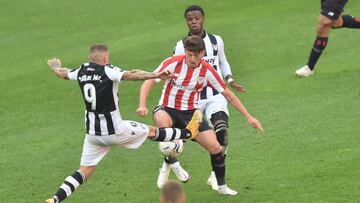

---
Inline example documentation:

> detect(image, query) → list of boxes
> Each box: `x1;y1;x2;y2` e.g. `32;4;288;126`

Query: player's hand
247;116;264;132
229;80;246;93
136;106;148;117
47;58;61;70
156;70;173;80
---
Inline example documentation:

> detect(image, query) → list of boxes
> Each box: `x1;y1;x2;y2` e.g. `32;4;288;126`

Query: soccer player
137;36;264;195
44;44;202;203
161;5;246;190
295;0;360;77
159;181;186;203
155;5;247;192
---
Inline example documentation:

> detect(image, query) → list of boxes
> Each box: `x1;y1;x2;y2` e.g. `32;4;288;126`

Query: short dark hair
184;5;204;18
183;35;205;52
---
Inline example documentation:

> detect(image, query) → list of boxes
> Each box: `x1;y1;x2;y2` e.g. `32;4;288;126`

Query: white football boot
295;65;314;77
207;171;218;191
157;161;171;189
171;162;191;182
218;184;238;196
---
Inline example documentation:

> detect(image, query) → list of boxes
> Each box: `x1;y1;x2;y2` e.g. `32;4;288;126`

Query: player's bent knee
207;141;221;154
210;111;229;147
317;23;331;35
317;16;333;35
153;110;172;127
331;17;344;29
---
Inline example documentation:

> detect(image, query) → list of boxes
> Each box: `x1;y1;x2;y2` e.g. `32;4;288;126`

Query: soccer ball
159;140;184;157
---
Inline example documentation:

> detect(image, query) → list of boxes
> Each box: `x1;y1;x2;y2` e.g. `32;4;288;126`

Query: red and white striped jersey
154;55;226;110
174;32;232;100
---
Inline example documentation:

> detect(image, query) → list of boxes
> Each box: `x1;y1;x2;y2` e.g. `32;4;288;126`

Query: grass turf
0;0;359;202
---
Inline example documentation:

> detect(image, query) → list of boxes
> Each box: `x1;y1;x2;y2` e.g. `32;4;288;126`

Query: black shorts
153;106;211;132
321;0;348;20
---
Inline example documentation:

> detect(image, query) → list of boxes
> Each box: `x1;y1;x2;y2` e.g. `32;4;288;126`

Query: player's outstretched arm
122;69;171;81
225;75;246;93
222;87;264;132
47;58;70;80
136;79;157;117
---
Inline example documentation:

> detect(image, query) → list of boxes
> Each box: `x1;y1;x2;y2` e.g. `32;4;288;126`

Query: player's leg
153;108;191;188
167;110;203;182
332;15;360;29
207;111;229;191
158;141;190;186
201;96;230;191
195;130;237;195
148;110;202;141
45;166;95;203
296;14;333;77
153;109;176;188
296;0;345;76
45;135;110;203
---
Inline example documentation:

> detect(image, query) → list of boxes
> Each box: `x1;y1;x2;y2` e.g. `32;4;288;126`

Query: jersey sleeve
217;36;232;77
67;66;81;81
205;64;227;93
105;65;125;83
153;57;177;83
173;40;185;55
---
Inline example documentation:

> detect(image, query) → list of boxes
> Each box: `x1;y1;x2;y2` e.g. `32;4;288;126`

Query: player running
296;0;360;77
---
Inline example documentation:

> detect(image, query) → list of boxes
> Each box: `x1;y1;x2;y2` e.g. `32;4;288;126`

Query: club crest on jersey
197;77;205;84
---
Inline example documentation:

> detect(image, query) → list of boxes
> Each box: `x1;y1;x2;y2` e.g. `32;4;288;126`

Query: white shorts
198;94;229;121
80;120;149;166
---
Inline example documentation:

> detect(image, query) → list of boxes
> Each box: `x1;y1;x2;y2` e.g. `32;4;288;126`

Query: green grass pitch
0;0;359;202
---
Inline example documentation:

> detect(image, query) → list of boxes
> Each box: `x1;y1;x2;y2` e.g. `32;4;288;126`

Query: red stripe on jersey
162;59;183;107
157;55;185;73
188;66;207;109
202;61;227;89
174;67;195;109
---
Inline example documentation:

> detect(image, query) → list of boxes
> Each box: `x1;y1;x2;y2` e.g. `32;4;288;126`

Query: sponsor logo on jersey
204;57;216;66
171;79;196;91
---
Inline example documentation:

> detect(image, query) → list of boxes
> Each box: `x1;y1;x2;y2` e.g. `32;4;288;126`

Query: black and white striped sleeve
217;36;232;77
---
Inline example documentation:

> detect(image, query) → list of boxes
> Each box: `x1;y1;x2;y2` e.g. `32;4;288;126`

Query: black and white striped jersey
68;62;126;136
173;32;232;100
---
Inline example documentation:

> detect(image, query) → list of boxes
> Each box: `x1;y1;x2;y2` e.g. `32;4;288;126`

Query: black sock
164;156;178;164
154;128;191;141
342;15;360;28
210;152;226;186
53;170;86;202
307;36;328;70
